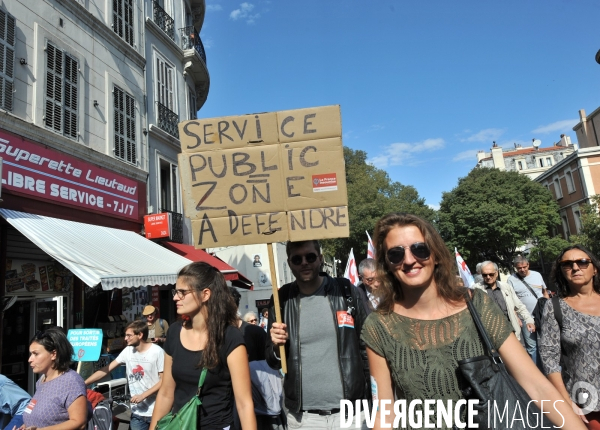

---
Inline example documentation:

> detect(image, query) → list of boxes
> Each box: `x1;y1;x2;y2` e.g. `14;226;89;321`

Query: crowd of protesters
2;212;599;430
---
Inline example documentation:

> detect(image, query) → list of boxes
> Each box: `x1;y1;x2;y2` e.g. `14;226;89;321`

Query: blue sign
67;329;103;362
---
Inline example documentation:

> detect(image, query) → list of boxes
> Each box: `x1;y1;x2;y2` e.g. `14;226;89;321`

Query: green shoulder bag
156;367;208;430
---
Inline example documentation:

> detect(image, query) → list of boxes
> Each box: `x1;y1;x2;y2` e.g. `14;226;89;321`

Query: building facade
144;0;209;244
535;108;600;240
0;0;209;393
476;136;576;179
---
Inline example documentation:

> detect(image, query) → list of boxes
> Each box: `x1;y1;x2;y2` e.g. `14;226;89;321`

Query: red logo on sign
312;173;338;192
144;213;170;239
337;311;355;328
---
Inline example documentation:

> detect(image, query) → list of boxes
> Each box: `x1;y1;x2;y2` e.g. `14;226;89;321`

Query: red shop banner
0;129;142;221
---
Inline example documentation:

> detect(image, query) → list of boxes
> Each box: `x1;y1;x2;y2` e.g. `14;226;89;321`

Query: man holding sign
85;321;164;430
266;240;369;429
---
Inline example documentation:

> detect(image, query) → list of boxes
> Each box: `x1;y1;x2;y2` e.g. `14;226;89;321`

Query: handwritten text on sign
178;105;349;248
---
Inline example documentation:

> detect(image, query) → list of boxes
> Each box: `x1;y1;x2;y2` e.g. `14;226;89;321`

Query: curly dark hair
178;262;239;369
373;213;464;313
30;327;73;372
550;244;600;298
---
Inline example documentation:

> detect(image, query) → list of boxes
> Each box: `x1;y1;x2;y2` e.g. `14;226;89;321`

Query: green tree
569;195;600;256
438;167;562;272
321;148;435;264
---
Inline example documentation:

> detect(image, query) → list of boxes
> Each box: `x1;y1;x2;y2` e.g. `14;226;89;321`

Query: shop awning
0;209;192;290
162;242;254;290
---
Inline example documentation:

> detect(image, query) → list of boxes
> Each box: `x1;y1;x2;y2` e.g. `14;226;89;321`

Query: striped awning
0;209;192;290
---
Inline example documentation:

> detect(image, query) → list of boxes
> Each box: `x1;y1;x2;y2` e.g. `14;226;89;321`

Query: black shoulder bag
514;275;547;331
458;292;557;429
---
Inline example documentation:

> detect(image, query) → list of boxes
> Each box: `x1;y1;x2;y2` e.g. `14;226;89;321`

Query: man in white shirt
86;320;164;430
507;255;548;367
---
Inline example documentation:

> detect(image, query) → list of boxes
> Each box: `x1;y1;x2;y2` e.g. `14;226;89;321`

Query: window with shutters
113;85;137;164
113;0;134;47
156;57;174;110
0;9;15;111
155;55;178;137
188;85;196;120
45;42;78;139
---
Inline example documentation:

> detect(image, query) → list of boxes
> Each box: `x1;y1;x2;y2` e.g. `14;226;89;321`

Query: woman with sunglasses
149;262;256;430
361;213;586;429
539;244;600;428
19;327;88;430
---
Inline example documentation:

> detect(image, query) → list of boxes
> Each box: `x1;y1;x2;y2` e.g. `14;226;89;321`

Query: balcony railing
179;26;207;65
156;102;179;138
161;208;183;243
153;1;175;40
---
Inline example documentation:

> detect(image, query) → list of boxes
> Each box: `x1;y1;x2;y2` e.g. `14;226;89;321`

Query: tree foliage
437;167;562;272
321;148;435;264
569;195;600;257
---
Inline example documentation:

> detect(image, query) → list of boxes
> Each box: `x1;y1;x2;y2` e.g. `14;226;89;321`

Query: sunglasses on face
290;252;318;266
559;258;592;270
249;318;257;323
482;272;497;278
386;242;431;265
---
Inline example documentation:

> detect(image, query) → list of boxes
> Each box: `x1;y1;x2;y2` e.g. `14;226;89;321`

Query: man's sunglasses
559;258;592;270
386;242;430;265
290;253;318;266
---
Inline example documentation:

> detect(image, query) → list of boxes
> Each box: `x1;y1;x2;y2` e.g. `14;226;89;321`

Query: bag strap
195;368;208;397
464;289;503;363
335;277;356;316
551;295;563;331
515;274;538;299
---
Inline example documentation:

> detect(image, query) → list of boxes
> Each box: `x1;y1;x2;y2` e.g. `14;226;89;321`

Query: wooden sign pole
267;243;287;374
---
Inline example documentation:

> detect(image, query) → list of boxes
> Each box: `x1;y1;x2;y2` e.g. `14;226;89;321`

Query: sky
197;0;600;209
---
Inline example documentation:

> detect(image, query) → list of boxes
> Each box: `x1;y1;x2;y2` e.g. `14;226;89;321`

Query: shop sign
67;328;103;362
144;213;171;239
255;299;270;308
0;129;141;221
152;286;160;308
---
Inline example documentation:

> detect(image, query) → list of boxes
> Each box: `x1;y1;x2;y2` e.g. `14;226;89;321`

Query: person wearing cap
143;305;169;347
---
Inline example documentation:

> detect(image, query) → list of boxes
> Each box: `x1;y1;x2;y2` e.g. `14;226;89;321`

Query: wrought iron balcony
161;209;183;243
179;26;207;65
153;1;175;40
156;102;179;138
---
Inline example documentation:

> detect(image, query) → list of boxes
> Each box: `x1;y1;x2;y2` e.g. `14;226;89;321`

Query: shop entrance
1;295;68;394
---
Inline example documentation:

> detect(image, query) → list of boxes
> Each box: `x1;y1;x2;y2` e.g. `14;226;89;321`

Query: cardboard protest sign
178;105;349;248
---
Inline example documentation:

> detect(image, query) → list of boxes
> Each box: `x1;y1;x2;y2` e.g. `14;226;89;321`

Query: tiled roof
502;146;570;157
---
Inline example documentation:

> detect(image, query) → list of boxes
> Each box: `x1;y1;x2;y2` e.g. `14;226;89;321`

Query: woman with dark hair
361;212;585;429
149;262;256;430
539;244;600;428
20;327;88;429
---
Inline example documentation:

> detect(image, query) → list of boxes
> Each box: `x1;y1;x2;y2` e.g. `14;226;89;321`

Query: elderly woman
539;244;600;428
20;328;88;430
361;212;586;429
243;312;258;325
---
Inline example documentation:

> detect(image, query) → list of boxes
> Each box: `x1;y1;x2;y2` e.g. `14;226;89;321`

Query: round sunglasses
386;242;431;265
289;252;318;266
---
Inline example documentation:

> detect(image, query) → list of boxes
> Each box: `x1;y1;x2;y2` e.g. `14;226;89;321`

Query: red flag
343;248;359;286
366;231;376;259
